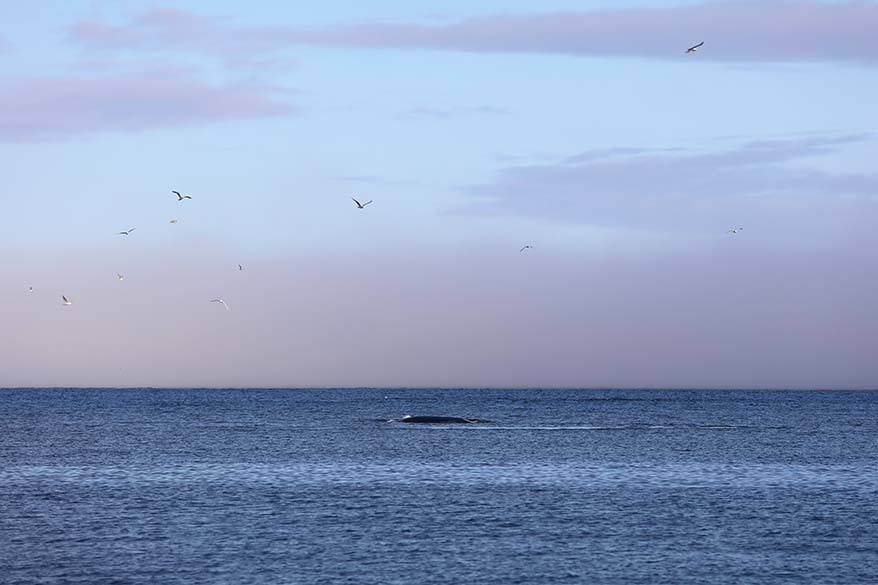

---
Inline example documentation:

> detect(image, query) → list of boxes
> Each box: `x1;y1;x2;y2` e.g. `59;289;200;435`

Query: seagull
169;219;178;224
238;264;244;271
28;286;34;294
172;190;192;201
118;228;136;236
728;228;739;234
520;244;535;253
62;295;72;306
352;196;373;209
117;273;125;281
211;298;230;311
686;41;704;54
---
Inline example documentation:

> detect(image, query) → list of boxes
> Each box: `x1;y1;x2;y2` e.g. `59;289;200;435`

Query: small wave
390;423;789;432
493;396;673;403
400;425;672;431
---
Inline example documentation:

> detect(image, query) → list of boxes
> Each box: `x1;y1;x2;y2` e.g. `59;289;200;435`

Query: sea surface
1;388;877;584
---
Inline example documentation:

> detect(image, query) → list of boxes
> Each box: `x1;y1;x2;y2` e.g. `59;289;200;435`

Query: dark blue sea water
1;389;877;584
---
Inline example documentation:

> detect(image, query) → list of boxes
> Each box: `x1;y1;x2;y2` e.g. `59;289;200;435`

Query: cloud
284;1;878;64
70;7;295;70
0;69;292;142
69;2;878;66
459;134;878;231
404;105;508;119
335;175;389;184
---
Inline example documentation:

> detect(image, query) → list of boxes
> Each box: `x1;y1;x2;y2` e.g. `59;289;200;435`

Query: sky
2;0;876;388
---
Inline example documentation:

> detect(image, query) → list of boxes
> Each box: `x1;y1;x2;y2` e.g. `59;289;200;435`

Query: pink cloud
70;8;208;48
0;69;292;142
70;8;293;69
69;2;878;65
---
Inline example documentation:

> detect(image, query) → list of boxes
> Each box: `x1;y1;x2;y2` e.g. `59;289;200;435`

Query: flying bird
728;228;740;234
28;286;34;294
352;197;373;209
117;273;125;281
686;41;705;54
118;228;136;236
238;264;244;271
172;190;192;201
520;244;535;253
211;299;230;311
169;219;178;224
62;295;72;306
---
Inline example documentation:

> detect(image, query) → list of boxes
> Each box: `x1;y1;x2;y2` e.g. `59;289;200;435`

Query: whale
391;415;492;424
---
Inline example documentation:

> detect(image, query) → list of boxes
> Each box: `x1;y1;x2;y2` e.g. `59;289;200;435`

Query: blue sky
2;1;876;388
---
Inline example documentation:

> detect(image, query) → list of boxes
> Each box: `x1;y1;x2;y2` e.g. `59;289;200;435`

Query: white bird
172;190;192;201
211;298;230;311
117;273;125;281
520;244;535;253
686;41;704;54
62;295;72;306
118;228;136;236
352;196;373;209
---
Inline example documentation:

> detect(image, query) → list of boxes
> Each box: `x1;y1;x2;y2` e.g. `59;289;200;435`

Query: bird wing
363;200;373;206
62;296;69;303
128;228;136;233
520;246;527;252
172;191;180;196
351;197;362;207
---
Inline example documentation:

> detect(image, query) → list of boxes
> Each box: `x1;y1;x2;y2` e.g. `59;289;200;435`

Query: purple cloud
460;134;878;231
282;1;878;64
0;69;292;142
70;8;295;69
72;8;210;49
70;2;878;66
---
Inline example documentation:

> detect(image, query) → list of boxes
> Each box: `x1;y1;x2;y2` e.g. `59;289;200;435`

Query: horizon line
2;386;876;392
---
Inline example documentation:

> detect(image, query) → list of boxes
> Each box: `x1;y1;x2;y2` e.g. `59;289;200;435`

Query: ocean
1;388;876;584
